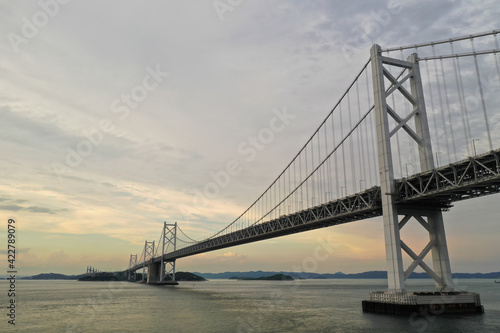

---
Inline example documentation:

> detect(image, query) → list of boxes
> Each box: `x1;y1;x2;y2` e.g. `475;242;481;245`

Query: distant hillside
21;273;86;280
196;270;344;279
18;271;204;282
229;273;294;281
450;272;500;279
79;272;125;281
11;270;500;281
79;271;204;282
196;270;500;280
175;272;206;281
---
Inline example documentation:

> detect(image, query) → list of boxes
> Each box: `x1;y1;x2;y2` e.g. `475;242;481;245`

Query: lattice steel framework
142;241;155;282
370;44;454;293
161;222;177;282
397;150;500;204
162;188;382;261
128;254;137;281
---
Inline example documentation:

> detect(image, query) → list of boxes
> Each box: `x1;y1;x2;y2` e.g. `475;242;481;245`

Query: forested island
77;271;206;282
229;273;294;281
175;272;206;281
197;270;500;280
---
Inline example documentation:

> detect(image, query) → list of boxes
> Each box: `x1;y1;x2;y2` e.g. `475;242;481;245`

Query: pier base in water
154;280;179;285
362;291;484;316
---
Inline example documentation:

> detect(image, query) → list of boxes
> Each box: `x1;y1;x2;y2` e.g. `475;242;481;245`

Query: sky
0;0;499;277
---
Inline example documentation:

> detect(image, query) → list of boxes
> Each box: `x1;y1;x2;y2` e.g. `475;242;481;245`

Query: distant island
15;271;205;282
195;270;500;280
78;272;125;281
78;271;205;282
229;273;294;281
175;272;206;281
22;273;86;280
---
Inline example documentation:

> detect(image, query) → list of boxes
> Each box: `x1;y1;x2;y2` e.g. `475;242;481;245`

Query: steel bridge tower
142;240;155;282
144;222;179;285
160;222;178;284
128;254;137;281
363;44;482;314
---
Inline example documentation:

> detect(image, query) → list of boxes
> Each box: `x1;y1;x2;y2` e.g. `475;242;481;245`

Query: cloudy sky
1;0;499;276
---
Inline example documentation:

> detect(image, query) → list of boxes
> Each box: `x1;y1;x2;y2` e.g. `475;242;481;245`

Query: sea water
1;278;499;332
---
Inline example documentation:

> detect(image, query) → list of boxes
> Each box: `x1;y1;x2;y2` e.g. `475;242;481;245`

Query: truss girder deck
396;149;500;207
128;188;382;272
127;149;500;272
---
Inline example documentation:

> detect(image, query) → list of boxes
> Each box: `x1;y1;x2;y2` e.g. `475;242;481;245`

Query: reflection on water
2;279;498;332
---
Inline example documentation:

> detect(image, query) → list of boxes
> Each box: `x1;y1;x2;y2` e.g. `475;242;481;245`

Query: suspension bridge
122;30;500;315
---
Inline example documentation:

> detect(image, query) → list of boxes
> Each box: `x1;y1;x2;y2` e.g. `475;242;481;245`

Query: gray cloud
0;204;24;212
25;206;58;214
0;203;59;215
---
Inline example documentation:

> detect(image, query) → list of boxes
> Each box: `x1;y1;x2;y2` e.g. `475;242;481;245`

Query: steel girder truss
126;148;500;273
160;188;382;262
395;149;500;207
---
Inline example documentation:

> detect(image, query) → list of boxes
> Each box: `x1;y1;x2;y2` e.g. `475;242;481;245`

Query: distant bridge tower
370;44;454;293
142;241;155;282
160;222;177;283
128;254;137;281
146;222;179;285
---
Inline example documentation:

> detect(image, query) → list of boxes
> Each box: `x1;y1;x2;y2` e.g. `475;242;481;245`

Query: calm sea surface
1;278;499;332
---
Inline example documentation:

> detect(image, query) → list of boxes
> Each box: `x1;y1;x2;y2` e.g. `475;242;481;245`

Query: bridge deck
128;149;500;272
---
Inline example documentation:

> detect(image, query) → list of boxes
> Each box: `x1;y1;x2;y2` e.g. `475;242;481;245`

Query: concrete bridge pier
146;259;178;285
146;260;160;284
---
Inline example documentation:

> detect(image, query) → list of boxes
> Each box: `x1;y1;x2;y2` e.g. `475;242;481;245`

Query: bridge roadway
129;148;500;273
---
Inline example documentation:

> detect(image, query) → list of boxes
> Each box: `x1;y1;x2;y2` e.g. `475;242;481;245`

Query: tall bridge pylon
142;240;155;282
160;222;177;283
143;222;179;285
128;254;137;281
370;44;453;293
